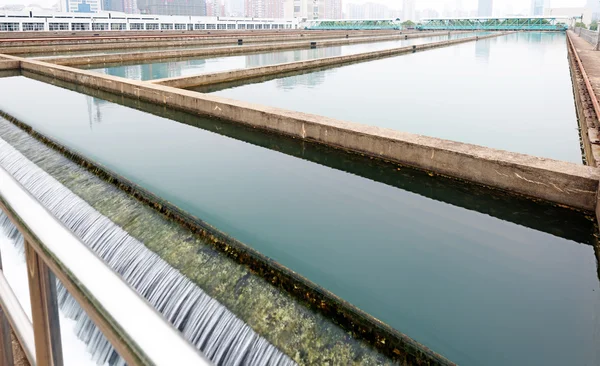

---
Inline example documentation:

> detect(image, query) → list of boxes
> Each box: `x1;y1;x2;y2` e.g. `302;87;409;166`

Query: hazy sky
0;0;590;12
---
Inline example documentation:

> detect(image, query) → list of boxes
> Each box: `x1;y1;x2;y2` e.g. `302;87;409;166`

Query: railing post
25;240;63;366
0;307;14;366
596;29;600;51
0;250;14;366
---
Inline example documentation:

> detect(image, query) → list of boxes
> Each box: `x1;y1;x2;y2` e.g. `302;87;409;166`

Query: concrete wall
152;33;507;88
0;59;19;70
10;54;599;212
0;31;405;55
0;29;398;42
41;31;460;67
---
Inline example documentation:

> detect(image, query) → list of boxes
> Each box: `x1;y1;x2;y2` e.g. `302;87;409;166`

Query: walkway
570;30;600;104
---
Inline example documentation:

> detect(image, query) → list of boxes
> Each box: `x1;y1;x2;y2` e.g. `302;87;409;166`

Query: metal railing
0;165;211;366
574;27;600;50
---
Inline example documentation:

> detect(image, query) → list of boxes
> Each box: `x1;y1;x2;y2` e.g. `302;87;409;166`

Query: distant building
137;0;206;16
402;0;414;21
244;0;291;18
206;0;224;16
323;0;341;19
530;0;545;16
477;0;492;17
103;0;138;13
585;0;600;20
224;0;244;16
64;0;101;12
544;7;594;26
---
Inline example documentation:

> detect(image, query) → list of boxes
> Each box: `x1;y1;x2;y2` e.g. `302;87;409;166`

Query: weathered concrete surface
0;59;19;70
9;54;600;212
0;29;399;43
568;31;600;167
152;32;508;88
0;32;407;55
39;31;464;67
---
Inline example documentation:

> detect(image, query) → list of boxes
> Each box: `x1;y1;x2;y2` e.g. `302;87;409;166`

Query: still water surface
0;75;598;366
210;32;582;163
87;33;484;80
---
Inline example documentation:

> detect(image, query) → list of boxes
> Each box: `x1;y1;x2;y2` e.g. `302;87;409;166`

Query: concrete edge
0;29;398;46
151;32;508;88
40;31;468;67
0;60;19;71
0;31;408;55
9;54;600;212
567;31;600;166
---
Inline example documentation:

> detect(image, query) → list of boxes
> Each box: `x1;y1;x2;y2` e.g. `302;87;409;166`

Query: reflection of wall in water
86;96;106;127
139;59;207;80
275;69;331;90
244;47;342;68
475;39;490;63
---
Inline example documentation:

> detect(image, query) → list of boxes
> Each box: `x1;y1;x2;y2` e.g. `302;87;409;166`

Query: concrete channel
0;31;405;55
151;32;507;88
2;31;599;213
1;30;600;366
35;31;464;66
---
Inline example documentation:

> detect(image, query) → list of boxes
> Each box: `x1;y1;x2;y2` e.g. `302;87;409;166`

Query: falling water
0;138;296;366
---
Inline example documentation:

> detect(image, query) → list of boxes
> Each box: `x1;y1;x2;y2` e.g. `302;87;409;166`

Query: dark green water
0;75;598;366
209;32;582;163
86;33;485;80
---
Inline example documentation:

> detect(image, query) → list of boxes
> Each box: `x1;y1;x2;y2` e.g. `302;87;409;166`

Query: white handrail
0;165;211;366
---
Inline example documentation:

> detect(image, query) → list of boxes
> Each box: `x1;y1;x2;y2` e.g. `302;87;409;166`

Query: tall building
206;0;224;16
477;0;493;17
530;0;545;16
292;0;322;19
244;0;291;18
103;0;138;13
224;0;244;16
402;0;414;21
137;0;206;16
64;0;101;12
586;0;600;20
323;0;341;19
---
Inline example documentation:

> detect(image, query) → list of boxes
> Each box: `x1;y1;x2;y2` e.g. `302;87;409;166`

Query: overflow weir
0;29;599;366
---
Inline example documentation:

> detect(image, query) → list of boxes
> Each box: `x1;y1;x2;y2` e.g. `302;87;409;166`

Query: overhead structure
306;19;401;30
418;16;569;31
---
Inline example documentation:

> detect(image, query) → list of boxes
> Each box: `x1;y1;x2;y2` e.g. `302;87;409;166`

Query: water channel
208;32;582;163
0;73;597;366
86;33;485;80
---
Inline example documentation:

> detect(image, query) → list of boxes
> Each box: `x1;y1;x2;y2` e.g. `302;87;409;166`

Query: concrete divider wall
0;59;19;70
42;31;465;67
153;32;507;88
14;54;600;212
0;31;407;55
0;29;399;44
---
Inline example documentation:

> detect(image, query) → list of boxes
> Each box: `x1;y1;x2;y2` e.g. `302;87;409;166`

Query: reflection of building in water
275;69;330;90
244;47;342;68
86;96;107;128
475;39;490;62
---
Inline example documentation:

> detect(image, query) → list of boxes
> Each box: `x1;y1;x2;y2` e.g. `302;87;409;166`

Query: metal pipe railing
0;165;211;366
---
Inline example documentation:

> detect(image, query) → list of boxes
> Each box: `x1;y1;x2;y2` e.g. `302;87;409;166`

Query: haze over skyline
0;0;590;14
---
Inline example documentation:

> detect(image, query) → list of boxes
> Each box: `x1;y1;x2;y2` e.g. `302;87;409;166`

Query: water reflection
475;39;491;63
212;32;582;164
